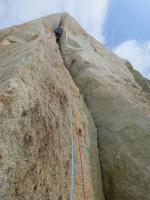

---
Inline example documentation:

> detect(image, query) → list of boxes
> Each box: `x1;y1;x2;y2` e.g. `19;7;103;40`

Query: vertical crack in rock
58;33;106;199
57;15;105;200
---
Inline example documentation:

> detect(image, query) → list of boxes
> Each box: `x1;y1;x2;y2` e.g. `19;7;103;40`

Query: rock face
0;13;150;200
0;13;104;200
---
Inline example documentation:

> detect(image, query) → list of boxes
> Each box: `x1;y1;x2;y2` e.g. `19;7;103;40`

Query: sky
0;0;150;79
104;0;150;79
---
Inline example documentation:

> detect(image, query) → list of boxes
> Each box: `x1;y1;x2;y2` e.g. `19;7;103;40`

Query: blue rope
65;70;73;200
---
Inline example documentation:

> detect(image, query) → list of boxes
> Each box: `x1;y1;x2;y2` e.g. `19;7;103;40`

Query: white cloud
113;40;150;79
0;0;108;43
60;0;109;42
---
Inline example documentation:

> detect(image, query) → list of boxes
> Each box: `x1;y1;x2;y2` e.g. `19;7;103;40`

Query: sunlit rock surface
0;13;104;200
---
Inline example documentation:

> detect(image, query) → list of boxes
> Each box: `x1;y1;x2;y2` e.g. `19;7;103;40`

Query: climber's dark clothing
54;26;62;36
54;26;62;43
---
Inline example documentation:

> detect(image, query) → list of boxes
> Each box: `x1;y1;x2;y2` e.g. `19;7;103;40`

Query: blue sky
103;0;150;78
0;0;150;78
104;0;150;48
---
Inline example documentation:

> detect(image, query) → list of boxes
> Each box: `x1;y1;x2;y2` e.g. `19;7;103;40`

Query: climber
54;25;63;43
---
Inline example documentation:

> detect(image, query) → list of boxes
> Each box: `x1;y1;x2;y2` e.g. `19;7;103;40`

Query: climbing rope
55;29;85;199
69;81;86;200
62;48;86;199
64;69;74;200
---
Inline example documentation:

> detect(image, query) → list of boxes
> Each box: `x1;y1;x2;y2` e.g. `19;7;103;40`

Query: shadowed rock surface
0;12;150;200
60;14;150;200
